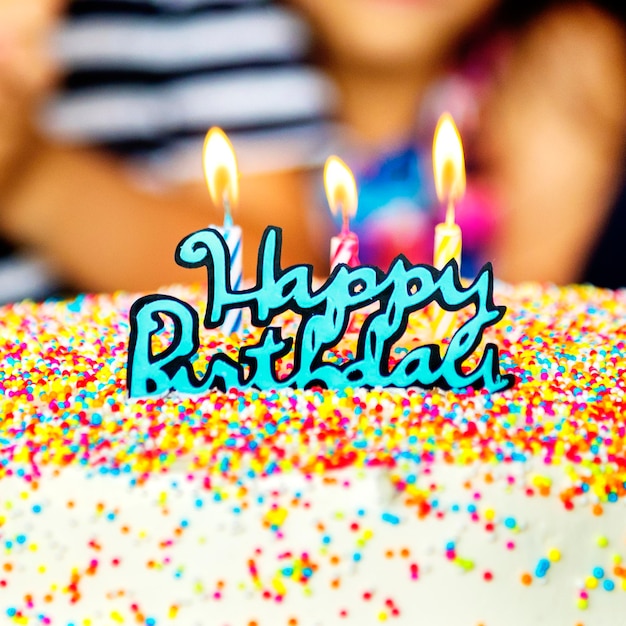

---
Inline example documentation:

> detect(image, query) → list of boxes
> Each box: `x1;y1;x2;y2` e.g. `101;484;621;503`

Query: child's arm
484;3;626;284
0;140;321;292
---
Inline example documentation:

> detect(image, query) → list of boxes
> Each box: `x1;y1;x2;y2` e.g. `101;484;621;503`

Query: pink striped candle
324;156;360;271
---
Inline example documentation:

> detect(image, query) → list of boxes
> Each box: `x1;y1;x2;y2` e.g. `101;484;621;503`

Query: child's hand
0;0;64;188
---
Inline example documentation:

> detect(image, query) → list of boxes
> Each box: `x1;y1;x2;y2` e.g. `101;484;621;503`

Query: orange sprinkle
521;573;532;586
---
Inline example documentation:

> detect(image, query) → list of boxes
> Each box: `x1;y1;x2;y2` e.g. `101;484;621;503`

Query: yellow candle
432;112;465;272
431;113;466;342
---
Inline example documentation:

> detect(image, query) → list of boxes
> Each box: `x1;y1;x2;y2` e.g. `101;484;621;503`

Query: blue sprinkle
194;498;204;509
16;534;26;545
32;504;42;514
353;552;362;562
504;517;516;529
535;558;550;578
603;579;615;592
322;535;331;545
593;567;605;579
381;512;400;525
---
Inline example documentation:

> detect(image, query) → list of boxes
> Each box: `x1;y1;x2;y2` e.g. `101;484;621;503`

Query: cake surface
1;282;626;625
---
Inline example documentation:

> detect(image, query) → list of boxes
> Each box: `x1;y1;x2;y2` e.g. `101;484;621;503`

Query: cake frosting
1;282;626;625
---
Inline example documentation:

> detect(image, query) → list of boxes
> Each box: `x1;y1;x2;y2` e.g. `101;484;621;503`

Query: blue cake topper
127;226;515;397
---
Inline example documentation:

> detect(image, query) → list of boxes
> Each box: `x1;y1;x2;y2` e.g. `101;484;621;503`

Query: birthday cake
1;279;625;626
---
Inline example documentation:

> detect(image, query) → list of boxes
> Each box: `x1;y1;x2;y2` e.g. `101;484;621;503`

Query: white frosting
2;462;624;625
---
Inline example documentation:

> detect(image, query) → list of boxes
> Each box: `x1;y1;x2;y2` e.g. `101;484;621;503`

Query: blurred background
0;0;625;302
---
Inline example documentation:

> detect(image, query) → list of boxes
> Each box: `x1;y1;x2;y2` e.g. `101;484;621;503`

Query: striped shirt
0;0;336;303
40;0;337;182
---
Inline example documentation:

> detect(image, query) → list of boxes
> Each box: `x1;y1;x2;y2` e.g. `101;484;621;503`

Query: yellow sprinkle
272;576;286;596
168;605;179;618
110;611;124;623
484;508;495;521
378;612;388;622
576;599;588;610
454;557;475;571
596;535;609;548
29;544;38;552
38;565;46;574
585;576;598;590
547;548;561;562
612;554;622;564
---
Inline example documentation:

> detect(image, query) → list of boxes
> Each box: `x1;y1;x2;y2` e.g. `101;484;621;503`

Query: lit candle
432;112;465;271
324;156;360;271
203;127;243;335
431;113;466;342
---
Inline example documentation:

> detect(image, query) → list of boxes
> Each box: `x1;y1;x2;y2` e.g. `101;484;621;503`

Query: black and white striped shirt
41;0;336;181
1;0;335;303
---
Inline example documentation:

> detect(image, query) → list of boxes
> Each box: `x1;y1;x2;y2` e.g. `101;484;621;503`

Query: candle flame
324;156;357;231
203;127;239;212
433;113;466;223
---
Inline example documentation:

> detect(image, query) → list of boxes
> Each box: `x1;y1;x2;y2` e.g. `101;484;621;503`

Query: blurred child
291;0;626;283
1;0;625;297
0;0;335;296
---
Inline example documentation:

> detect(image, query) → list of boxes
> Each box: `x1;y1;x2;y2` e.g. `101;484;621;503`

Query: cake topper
126;118;515;398
126;226;515;397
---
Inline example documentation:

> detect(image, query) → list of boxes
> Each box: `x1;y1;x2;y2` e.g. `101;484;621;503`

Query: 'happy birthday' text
127;227;514;397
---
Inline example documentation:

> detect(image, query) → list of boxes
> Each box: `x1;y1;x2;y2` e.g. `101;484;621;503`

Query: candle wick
445;199;455;227
223;192;233;229
340;203;350;235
